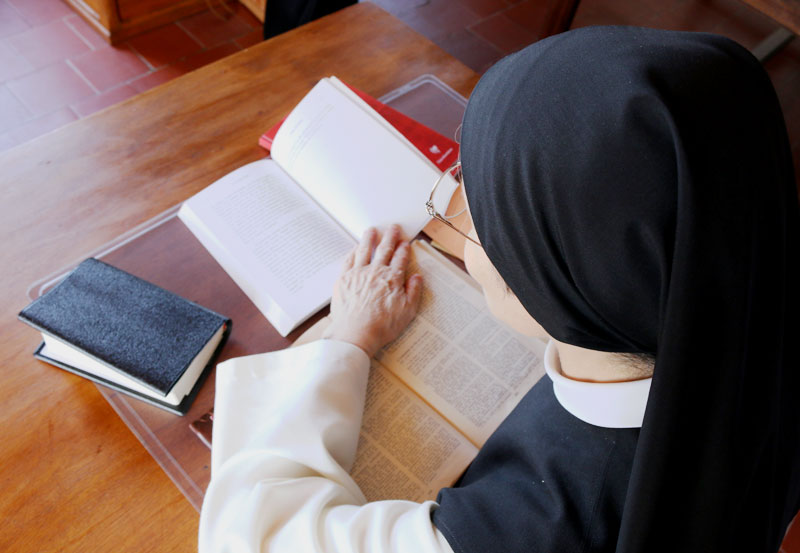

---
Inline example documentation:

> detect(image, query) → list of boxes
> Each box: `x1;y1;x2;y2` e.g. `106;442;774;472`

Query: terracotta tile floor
0;0;261;151
0;0;798;547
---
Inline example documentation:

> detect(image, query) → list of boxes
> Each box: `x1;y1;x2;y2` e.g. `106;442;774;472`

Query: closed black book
18;258;230;415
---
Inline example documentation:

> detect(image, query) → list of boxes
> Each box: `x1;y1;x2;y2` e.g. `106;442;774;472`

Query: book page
376;241;546;447
271;78;458;240
292;317;477;500
352;360;478;502
178;159;355;336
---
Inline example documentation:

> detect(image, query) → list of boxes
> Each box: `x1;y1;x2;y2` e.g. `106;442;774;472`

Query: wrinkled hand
322;225;423;358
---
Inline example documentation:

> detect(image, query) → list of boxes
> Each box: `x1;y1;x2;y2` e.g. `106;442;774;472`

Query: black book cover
19;258;230;415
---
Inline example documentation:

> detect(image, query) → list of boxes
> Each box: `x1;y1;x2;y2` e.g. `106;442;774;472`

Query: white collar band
544;340;651;429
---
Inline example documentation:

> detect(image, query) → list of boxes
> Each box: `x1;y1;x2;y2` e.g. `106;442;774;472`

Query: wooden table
0;4;479;551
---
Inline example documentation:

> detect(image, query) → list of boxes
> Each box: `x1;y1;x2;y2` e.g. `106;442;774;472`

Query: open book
292;241;546;501
178;77;459;336
191;242;545;500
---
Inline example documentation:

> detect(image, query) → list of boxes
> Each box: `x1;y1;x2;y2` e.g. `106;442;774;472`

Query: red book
259;83;459;171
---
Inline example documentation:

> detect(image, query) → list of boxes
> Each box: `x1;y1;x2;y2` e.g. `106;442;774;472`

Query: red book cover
258;83;459;171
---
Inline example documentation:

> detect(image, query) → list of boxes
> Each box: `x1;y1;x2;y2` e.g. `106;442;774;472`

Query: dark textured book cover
19;258;230;412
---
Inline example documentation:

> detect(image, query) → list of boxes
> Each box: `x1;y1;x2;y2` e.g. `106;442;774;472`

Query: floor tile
71;85;139;117
70;45;149;92
653;0;745;34
127;23;203;68
572;0;663;28
398;0;482;41
469;11;538;53
0;0;30;39
435;28;505;73
0;106;77;148
505;0;587;37
173;42;241;73
503;0;551;35
6;62;95;116
0;39;34;81
234;28;263;49
454;0;508;18
232;1;263;27
0;84;31;134
6;0;72;27
64;14;110;51
127;44;240;93
178;9;255;49
129;66;186;94
366;0;430;17
7;18;90;69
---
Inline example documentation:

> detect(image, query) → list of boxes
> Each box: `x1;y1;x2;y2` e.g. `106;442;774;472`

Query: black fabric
263;0;356;39
434;378;639;552
446;26;800;552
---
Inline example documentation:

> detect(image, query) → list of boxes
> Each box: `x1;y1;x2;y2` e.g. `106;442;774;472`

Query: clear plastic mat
26;75;468;511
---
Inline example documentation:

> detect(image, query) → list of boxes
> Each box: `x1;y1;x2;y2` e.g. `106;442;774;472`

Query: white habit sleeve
198;339;454;553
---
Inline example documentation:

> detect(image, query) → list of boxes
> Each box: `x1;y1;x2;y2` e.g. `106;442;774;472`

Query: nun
199;26;800;553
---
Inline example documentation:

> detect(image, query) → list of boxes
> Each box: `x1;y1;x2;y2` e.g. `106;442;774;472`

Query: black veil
461;26;800;551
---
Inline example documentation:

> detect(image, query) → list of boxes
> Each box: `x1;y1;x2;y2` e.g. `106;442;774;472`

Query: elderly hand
322;225;423;358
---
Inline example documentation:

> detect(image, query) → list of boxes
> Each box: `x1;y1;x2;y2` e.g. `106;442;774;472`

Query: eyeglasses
426;161;481;246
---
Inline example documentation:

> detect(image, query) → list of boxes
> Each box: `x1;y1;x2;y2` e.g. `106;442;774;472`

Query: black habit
433;26;800;553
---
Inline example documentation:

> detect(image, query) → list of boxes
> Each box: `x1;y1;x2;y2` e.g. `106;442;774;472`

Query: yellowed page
376;241;546;447
294;319;478;500
293;241;545;498
353;361;478;501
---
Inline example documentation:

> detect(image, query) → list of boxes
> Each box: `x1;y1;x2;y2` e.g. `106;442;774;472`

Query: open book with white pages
178;77;460;336
293;241;547;501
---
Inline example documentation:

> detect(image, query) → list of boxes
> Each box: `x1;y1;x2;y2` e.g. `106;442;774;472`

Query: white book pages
178;160;355;336
271;78;457;241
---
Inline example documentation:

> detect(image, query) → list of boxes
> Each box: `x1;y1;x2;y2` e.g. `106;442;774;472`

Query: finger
373;224;402;266
405;273;424;310
354;228;377;266
389;241;411;278
341;248;356;272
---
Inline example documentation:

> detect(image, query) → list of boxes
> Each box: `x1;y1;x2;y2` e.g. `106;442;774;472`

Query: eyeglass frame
425;161;481;246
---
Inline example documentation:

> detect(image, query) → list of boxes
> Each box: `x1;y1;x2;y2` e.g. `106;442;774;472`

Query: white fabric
544;340;652;428
198;339;454;553
199;338;652;552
